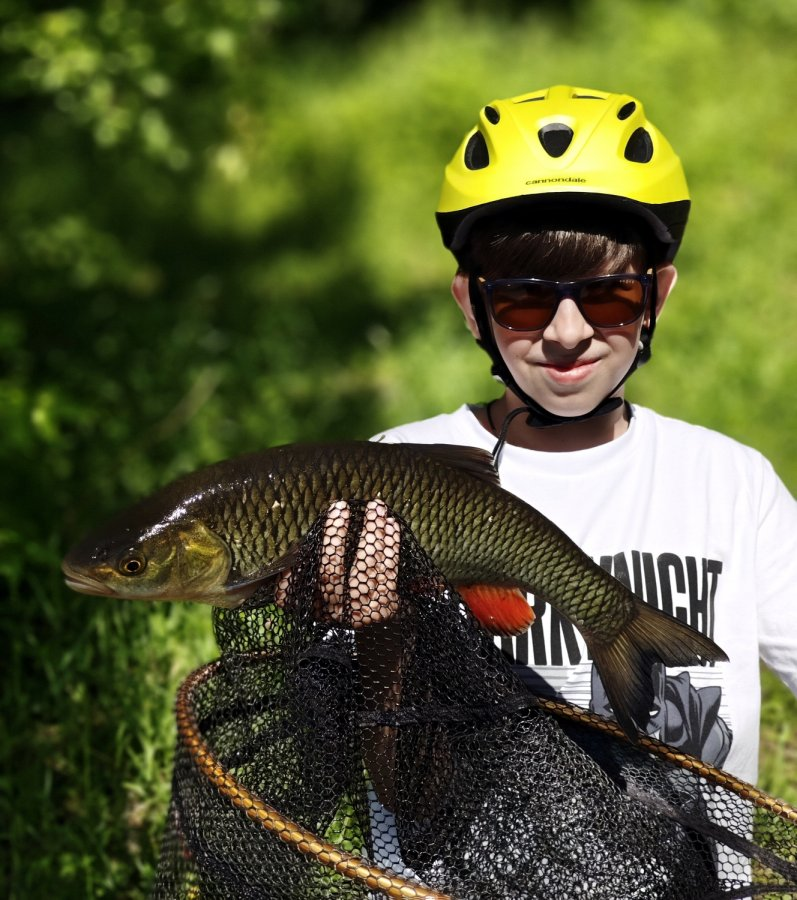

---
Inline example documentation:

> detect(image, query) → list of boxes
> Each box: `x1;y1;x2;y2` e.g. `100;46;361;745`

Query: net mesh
152;502;797;899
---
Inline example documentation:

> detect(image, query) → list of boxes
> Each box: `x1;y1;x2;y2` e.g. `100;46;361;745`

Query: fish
61;441;727;737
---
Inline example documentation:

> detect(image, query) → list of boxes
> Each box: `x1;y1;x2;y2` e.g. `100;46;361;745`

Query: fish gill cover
152;503;797;899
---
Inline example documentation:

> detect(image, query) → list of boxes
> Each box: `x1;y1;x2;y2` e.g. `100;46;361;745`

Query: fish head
62;514;237;606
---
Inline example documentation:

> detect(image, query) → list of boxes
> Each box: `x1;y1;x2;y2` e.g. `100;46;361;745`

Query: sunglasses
479;272;653;332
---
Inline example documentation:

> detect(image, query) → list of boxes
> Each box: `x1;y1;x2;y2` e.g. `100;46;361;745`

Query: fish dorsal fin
405;443;501;488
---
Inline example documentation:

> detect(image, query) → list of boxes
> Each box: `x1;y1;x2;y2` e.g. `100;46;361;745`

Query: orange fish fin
457;584;535;637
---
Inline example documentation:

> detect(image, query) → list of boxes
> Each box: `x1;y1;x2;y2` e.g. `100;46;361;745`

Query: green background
2;0;796;895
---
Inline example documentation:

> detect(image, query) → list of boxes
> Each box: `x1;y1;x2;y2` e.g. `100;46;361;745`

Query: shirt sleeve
754;456;797;697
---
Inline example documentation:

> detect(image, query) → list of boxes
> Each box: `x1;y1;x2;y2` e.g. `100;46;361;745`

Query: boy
372;84;797;786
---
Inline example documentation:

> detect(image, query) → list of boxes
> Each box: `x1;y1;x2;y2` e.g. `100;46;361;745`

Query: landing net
152;503;797;899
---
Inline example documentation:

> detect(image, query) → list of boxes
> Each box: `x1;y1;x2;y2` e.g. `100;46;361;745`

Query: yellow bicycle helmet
437;84;690;263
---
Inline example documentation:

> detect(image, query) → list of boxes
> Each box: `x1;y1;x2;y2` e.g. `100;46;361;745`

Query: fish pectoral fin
260;545;301;579
225;546;302;599
456;584;535;637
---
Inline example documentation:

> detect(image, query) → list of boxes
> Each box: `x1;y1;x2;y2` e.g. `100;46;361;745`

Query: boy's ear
654;263;678;318
451;273;482;340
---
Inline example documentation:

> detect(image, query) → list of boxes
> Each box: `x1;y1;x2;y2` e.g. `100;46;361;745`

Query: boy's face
452;263;677;420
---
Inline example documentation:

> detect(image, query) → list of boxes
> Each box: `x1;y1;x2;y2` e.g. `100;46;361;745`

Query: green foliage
2;0;796;896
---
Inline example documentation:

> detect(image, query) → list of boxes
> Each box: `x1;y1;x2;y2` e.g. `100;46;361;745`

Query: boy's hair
460;208;650;280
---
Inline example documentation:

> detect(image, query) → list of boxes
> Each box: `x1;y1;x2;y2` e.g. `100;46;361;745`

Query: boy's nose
542;296;594;348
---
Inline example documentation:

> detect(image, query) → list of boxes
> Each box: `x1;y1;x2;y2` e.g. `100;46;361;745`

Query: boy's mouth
541;358;599;384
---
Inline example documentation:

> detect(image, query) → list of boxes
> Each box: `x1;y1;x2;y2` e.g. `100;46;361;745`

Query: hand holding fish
275;499;401;627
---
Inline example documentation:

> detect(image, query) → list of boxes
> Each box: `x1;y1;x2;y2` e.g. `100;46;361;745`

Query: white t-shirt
372;404;797;786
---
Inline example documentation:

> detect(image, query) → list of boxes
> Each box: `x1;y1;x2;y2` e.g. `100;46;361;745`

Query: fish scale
62;439;727;739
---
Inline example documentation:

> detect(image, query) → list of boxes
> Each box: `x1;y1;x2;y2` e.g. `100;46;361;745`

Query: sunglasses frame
479;272;654;332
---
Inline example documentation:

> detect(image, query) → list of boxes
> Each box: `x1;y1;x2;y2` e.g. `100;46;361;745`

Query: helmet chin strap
467;272;658;431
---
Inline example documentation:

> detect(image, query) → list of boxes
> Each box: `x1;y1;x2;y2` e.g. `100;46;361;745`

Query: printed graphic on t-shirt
498;549;733;768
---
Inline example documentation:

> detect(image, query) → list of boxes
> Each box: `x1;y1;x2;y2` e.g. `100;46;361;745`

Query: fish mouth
61;565;115;597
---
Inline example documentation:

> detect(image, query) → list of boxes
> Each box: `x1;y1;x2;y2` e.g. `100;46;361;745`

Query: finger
349;500;400;626
317;500;350;620
273;569;293;608
357;500;400;597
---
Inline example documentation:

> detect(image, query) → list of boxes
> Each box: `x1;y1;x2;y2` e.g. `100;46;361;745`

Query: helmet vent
484;105;500;124
464;130;490;170
617;101;636;120
538;123;573;158
624;127;654;163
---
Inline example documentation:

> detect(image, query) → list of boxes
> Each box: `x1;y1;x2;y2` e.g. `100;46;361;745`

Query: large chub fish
62;441;727;737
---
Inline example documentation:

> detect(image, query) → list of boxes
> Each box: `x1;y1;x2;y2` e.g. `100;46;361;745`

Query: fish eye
118;553;147;576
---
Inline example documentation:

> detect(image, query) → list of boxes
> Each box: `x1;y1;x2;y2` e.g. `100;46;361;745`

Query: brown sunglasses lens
491;283;555;330
579;278;646;326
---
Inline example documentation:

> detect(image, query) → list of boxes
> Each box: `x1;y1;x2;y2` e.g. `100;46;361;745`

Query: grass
3;566;217;899
760;666;797;806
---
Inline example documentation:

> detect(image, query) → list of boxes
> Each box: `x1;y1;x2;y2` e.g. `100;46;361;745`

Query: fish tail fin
588;601;728;740
457;585;535;637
